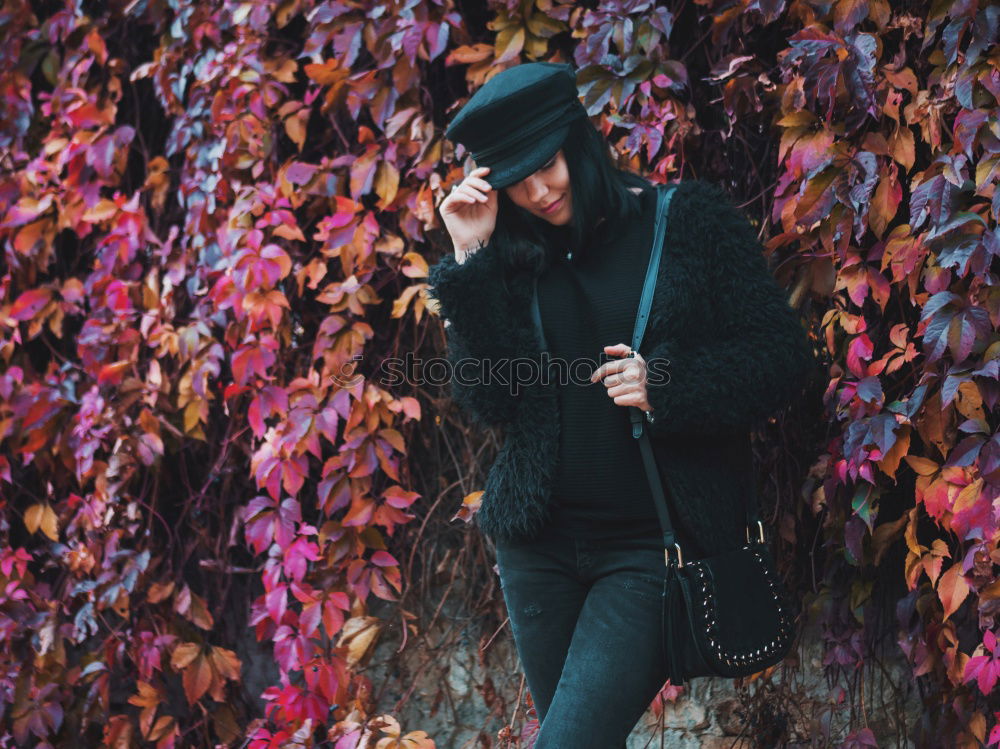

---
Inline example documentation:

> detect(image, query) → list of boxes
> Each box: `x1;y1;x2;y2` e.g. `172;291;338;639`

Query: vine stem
479;615;509;654
506;672;526;749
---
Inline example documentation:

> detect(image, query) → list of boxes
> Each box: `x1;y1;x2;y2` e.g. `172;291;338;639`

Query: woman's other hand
439;165;498;263
590;343;653;413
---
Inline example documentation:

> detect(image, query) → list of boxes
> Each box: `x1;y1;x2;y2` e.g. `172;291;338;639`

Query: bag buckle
664;542;684;568
746;520;764;544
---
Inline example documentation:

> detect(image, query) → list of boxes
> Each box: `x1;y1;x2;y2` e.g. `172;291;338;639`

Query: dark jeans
495;523;679;748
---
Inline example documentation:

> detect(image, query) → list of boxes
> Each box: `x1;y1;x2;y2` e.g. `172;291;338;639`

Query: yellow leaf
374;160;400;208
903;506;923;555
271;57;298;82
187;591;215;631
375;234;404;258
391;284;423;319
146;582;174;603
877;424;909;480
24;503;43;534
955;380;984;421
273;222;306;241
25;503;58;540
209;646;241;681
889;125;915;172
937;561;969;621
494;26;525;64
452;491;483;523
903;454;938;476
170;642;201;670
183;400;202;434
966;711;986;743
400;252;428;279
284;109;307;151
147;715;176;743
400;730;436;748
127;681;163;709
951;478;982;516
82;198;119;223
338;615;382;667
376;715;401;739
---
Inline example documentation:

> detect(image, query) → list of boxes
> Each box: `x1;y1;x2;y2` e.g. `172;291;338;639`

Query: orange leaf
445;43;493;64
209;646;241;682
878;424;910;480
147;715;177;743
147;581;175;604
181;653;213;705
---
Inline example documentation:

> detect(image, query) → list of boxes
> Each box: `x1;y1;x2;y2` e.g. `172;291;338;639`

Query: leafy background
1;0;998;746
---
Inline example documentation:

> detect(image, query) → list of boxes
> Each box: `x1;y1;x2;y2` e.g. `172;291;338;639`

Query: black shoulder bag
533;183;799;687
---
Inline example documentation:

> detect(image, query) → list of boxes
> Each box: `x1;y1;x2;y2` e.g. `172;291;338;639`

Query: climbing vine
0;0;997;746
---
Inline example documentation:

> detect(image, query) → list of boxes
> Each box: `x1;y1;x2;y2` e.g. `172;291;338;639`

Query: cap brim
480;124;570;189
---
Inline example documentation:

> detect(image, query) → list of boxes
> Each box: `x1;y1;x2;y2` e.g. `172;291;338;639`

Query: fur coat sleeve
641;180;814;437
425;244;524;428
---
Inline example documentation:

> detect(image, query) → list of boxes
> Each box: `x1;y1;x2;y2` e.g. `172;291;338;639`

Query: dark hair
489;115;654;283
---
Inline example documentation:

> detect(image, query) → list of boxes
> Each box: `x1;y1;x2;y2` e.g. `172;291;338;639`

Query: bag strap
529;183;762;564
629;183;760;565
531;274;546;351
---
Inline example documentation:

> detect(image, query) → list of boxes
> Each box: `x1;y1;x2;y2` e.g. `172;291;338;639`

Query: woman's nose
524;176;548;203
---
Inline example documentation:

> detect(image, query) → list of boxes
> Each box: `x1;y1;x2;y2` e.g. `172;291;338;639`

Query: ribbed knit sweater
536;186;696;547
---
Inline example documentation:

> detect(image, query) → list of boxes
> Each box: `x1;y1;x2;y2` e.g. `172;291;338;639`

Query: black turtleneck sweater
536;185;697;545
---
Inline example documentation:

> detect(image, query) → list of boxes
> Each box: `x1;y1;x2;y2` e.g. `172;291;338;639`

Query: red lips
541;195;563;214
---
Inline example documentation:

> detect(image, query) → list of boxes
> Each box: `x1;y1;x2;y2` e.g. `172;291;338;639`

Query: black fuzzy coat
426;179;815;556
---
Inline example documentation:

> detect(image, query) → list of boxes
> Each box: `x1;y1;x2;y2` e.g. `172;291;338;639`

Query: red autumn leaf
9;287;52;321
282;537;321;582
369;550;397;567
232;344;276;386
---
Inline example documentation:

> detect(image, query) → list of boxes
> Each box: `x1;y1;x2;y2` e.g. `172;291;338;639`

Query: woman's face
502;148;572;225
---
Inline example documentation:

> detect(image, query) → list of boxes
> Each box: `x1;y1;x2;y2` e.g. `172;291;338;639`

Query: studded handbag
624;183;799;686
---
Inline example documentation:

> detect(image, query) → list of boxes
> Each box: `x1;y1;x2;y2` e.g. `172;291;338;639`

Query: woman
427;62;813;747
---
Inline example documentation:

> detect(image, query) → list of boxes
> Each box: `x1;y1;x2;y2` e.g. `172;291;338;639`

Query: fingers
452;184;489;203
599;365;644;388
450;167;493;203
590;344;643;383
604;343;631;354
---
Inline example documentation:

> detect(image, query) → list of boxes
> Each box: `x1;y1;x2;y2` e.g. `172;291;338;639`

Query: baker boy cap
445;62;589;189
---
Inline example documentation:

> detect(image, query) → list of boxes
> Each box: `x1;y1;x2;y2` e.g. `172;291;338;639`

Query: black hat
445;62;589;189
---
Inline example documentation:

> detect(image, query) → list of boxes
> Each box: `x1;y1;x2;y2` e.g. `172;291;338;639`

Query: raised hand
439;165;498;263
